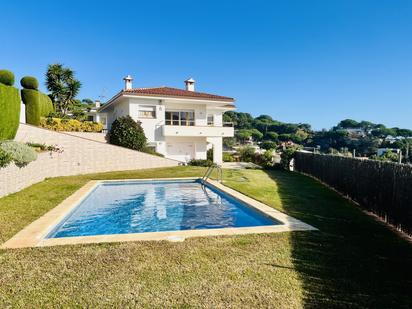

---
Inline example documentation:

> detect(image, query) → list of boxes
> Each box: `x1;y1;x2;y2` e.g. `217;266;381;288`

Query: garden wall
294;152;412;236
0;123;178;197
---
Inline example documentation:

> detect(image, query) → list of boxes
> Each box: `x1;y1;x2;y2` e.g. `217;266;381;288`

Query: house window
207;114;214;126
165;111;195;126
138;106;156;119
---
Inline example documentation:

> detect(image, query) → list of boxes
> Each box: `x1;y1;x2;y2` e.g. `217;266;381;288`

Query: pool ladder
201;164;223;185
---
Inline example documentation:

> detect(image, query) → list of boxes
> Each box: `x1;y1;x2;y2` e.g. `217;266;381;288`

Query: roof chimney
184;78;195;92
95;100;101;108
123;75;133;90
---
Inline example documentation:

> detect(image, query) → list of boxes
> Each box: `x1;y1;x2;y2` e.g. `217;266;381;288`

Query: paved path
221;162;261;169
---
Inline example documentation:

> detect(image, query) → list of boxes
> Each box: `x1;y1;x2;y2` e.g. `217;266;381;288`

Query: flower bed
39;117;103;132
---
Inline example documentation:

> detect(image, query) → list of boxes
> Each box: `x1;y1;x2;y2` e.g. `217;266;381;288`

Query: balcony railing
162;124;234;137
164;122;234;128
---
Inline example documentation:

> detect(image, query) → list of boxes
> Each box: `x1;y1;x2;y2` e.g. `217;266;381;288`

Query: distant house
343;128;367;138
377;148;400;157
94;75;235;164
384;135;407;144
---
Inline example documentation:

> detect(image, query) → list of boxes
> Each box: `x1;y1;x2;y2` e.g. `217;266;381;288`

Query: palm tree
45;64;81;115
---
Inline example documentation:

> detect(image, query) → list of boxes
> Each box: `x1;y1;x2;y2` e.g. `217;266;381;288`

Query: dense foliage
21;83;54;126
40;117;103;132
224;112;412;163
295;152;412;236
187;159;213;167
109;116;147;151
0;148;12;168
0;141;37;167
0;71;20;141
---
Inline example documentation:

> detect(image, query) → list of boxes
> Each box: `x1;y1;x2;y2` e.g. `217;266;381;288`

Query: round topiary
20;76;39;90
0;69;15;86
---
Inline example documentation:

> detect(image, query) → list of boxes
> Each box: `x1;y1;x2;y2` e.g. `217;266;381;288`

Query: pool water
47;180;280;238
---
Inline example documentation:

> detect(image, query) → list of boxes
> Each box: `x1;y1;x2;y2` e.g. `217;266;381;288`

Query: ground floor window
165;111;195;126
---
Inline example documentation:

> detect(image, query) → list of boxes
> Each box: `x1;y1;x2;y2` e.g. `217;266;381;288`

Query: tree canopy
45;63;81;115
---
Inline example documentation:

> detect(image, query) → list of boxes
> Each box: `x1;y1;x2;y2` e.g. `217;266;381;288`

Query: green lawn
0;166;411;308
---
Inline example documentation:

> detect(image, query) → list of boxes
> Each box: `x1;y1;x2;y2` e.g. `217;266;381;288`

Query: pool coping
1;177;317;249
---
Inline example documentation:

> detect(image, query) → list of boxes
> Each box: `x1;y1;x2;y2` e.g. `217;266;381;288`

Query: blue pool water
47;180;279;238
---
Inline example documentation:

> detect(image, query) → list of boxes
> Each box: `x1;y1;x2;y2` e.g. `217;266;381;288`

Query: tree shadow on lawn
264;170;412;308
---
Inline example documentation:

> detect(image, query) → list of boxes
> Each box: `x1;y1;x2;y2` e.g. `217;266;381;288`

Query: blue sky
2;0;412;130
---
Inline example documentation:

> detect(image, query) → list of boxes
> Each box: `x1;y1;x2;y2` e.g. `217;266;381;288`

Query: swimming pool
47;180;280;238
2;178;316;248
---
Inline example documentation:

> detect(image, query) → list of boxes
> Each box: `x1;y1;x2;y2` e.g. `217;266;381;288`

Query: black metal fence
294;152;412;236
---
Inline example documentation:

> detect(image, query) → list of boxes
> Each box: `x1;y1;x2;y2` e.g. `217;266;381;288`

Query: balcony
162;123;234;138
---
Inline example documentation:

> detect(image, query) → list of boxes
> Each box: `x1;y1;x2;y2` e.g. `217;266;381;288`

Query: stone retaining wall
0;123;179;197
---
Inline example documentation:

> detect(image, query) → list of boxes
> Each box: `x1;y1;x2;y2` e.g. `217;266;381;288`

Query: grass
0;166;411;308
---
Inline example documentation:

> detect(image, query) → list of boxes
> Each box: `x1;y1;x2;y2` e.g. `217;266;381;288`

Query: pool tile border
1;178;317;249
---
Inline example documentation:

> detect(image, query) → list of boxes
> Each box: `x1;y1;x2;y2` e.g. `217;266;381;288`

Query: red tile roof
123;87;234;102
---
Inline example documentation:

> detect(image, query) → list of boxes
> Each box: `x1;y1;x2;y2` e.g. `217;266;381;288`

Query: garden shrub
0;148;12;168
20;76;39;90
207;148;213;161
39;117;103;132
254;150;274;168
223;152;234;162
0;141;37;167
109;116;147;151
21;80;54;126
260;140;277;150
0;69;15;86
238;146;256;162
0;70;20;140
188;159;213;167
280;145;300;170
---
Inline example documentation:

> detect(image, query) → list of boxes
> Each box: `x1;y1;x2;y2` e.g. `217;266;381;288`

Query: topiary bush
109;116;147;151
20;76;39;90
0;69;20;140
0;70;15;86
0;141;37;167
21;86;54;126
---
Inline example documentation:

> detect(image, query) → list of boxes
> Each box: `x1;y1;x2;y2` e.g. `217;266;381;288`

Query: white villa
95;76;235;164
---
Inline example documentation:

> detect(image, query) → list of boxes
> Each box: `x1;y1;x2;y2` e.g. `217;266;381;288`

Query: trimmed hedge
0;82;20;140
20;76;39;90
21;89;54;126
0;69;15;86
188;159;213;167
294;152;412;236
39;117;103;132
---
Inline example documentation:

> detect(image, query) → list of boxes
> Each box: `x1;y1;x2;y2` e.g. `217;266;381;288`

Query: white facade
98;77;235;164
